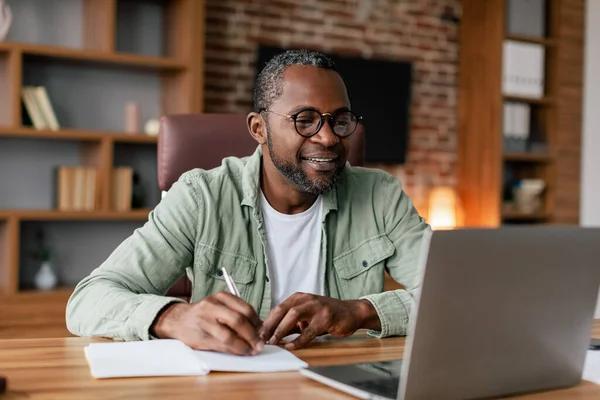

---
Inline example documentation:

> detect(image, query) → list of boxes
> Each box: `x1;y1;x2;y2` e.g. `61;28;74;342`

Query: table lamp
427;186;462;230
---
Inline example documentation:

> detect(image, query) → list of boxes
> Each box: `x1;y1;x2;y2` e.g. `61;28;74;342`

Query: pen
221;267;241;297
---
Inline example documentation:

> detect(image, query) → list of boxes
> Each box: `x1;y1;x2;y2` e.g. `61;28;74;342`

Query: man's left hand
258;293;381;350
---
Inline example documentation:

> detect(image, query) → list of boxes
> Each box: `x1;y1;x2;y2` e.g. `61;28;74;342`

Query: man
66;49;430;356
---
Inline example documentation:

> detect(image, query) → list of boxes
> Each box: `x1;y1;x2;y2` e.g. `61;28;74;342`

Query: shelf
503;153;554;163
0;42;185;71
0;209;151;221
505;34;556;47
502;211;551;221
0;127;157;144
14;287;75;297
503;95;554;105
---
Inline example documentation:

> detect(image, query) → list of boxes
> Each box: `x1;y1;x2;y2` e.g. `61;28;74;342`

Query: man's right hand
151;291;264;356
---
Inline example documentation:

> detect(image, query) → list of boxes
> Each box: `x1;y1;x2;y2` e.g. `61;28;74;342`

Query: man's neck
260;162;318;215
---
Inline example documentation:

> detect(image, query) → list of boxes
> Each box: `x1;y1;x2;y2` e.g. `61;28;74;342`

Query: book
84;339;308;379
21;87;48;130
21;86;60;130
111;167;133;211
502;40;545;98
34;86;60;131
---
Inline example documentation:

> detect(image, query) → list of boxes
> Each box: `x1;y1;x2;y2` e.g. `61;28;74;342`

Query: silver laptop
301;227;600;399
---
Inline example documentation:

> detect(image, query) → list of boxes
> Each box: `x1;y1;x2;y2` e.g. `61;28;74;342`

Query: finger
201;320;254;356
259;293;308;341
285;323;320;350
211;301;263;353
268;304;312;345
214;291;263;329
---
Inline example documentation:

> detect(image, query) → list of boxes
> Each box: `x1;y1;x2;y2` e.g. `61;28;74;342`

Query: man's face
263;66;352;195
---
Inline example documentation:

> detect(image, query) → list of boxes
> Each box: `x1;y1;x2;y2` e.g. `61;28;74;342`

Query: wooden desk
1;321;599;399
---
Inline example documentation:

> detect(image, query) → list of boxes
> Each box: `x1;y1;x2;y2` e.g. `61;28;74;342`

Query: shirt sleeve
65;172;200;341
360;175;431;338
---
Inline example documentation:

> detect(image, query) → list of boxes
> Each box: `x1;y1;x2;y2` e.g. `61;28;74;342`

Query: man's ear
247;112;267;145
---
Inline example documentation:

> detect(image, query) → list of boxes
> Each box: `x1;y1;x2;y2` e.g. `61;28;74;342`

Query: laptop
300;227;600;399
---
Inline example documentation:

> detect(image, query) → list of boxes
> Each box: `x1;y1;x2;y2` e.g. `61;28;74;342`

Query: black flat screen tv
255;45;412;164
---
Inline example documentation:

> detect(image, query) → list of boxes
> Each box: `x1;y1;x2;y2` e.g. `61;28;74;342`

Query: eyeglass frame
260;107;363;138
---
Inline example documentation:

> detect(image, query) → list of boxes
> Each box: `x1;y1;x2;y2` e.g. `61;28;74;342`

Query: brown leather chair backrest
157;113;365;300
158;113;365;192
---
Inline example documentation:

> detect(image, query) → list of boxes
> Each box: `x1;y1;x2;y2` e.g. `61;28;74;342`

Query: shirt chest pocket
191;245;258;301
332;235;395;298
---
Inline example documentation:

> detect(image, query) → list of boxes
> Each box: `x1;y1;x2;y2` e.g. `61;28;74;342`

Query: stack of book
56;167;135;212
56;166;99;211
22;86;60;130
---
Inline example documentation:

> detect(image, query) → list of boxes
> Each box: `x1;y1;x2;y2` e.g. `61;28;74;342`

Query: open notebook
84;339;308;378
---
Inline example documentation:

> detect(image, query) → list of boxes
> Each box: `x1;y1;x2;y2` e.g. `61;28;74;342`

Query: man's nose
310;120;339;147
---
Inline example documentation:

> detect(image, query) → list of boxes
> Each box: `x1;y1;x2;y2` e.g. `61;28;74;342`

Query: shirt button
362;260;368;267
216;270;223;277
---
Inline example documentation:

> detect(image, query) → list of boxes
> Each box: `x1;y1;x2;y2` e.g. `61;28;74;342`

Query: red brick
202;0;461;192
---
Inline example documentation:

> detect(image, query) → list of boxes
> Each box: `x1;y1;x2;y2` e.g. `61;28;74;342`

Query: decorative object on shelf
513;178;545;214
0;0;12;42
32;229;58;291
125;102;141;134
427;186;463;230
144;118;160;136
131;171;147;209
34;255;58;291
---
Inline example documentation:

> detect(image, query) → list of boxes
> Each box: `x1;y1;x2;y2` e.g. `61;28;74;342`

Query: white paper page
84;339;208;378
194;344;308;373
583;350;600;384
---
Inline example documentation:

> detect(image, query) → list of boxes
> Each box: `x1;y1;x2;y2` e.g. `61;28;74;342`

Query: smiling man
66;49;430;356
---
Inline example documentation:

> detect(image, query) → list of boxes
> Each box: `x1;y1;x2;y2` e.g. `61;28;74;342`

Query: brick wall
204;0;461;213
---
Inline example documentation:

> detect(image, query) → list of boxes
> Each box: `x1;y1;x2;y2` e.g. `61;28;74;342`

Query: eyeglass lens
294;110;358;137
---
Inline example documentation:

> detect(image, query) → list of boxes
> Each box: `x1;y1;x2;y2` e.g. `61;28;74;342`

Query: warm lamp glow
427;186;462;230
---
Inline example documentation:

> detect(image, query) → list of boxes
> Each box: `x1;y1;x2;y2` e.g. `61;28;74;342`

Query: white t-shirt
260;191;324;306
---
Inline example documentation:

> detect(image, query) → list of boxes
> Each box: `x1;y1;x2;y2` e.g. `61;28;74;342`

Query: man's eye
297;119;315;125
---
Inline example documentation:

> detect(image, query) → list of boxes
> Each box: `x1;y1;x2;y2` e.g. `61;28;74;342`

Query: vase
34;261;58;291
0;0;12;42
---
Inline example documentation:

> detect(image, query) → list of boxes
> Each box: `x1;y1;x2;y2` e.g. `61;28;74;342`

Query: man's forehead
276;65;350;109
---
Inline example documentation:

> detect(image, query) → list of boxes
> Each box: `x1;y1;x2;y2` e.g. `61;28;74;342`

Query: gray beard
266;126;340;195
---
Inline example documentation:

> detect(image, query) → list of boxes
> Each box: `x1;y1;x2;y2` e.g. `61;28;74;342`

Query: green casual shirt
65;146;431;341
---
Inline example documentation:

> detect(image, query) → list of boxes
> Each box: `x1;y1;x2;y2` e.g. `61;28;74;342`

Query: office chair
157;113;365;300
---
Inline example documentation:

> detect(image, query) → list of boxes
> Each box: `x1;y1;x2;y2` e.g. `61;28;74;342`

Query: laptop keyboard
352;376;400;398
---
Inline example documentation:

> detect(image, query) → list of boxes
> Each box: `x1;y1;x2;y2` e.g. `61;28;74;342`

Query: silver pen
221;267;241;297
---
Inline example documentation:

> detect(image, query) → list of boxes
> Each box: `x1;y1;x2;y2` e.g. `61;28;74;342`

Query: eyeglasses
262;108;362;138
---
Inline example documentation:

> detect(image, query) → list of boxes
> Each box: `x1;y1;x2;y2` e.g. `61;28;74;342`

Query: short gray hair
253;49;338;112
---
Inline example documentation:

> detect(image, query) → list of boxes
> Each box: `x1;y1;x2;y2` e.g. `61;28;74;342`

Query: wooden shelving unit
0;0;205;299
457;0;584;227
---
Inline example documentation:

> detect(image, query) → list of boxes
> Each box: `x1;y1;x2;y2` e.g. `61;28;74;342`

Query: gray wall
7;0;82;48
582;1;600;317
0;138;81;209
116;0;166;57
